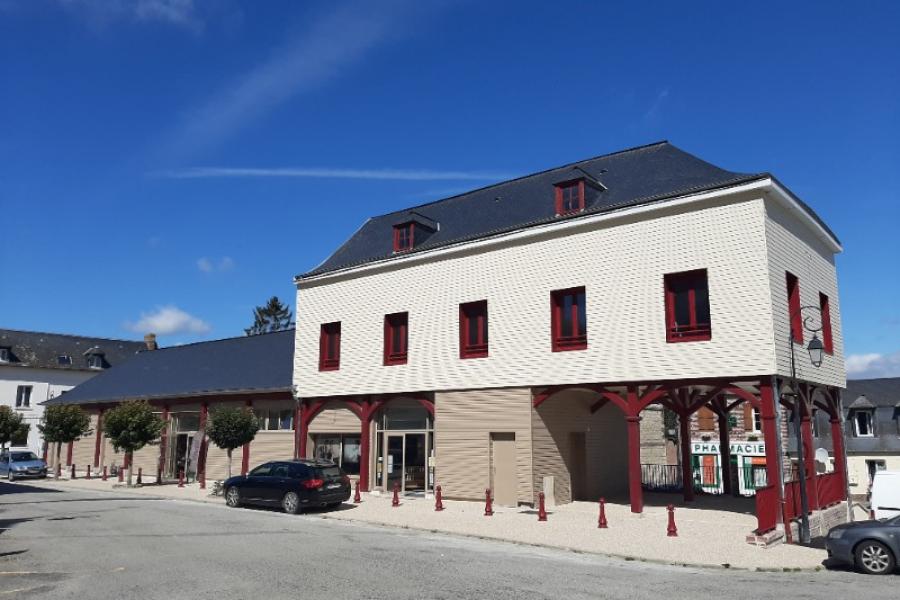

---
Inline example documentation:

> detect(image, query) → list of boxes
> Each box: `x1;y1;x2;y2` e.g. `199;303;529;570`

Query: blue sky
1;1;898;378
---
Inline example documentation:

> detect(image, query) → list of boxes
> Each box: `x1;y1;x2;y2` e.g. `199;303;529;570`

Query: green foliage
11;423;30;447
244;296;293;336
206;407;259;452
38;405;91;445
102;401;165;454
0;406;25;449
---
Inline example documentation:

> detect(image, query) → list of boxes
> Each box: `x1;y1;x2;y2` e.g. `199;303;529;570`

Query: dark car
223;459;351;514
826;515;900;575
0;450;49;481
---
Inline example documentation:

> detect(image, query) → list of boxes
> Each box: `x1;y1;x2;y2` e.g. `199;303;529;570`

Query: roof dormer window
57;355;72;366
87;353;103;369
555;180;585;215
393;222;415;253
0;348;9;363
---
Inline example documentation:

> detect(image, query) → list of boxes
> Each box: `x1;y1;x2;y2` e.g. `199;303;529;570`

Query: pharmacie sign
691;441;765;456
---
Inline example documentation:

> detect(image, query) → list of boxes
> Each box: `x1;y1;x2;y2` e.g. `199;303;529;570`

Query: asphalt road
0;481;895;599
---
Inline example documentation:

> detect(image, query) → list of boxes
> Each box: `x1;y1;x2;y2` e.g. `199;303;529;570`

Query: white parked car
871;471;900;520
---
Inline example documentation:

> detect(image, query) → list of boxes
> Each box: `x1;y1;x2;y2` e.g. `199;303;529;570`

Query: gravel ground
29;477;833;570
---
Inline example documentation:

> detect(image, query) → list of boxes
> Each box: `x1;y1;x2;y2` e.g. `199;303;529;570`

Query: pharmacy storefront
691;440;767;496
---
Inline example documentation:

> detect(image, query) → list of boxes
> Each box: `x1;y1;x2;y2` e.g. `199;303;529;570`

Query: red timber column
66;441;74;466
158;405;170;478
758;380;785;521
626;386;643;514
241;399;252;475
197;402;208;479
94;408;105;468
359;402;372;491
298;402;308;459
801;413;820;510
830;413;847;492
718;409;733;496
293;403;302;459
679;409;694;502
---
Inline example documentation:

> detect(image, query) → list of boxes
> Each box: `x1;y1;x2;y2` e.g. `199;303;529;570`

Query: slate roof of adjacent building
43;329;295;406
300;141;837;278
0;328;145;372
845;378;900;409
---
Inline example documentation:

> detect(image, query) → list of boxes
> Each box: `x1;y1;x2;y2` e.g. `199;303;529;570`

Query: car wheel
225;486;241;508
7;471;14;482
282;491;301;515
855;540;896;575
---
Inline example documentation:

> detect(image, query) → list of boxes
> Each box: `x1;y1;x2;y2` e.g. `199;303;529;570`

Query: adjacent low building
0;329;146;455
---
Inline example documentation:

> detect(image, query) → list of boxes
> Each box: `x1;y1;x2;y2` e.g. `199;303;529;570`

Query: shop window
555;180;585;215
312;434;361;475
664;269;711;342
551;286;587;351
384;312;408;365
819;293;833;354
393;222;415;252
459;300;488;359
255;409;294;431
786;272;803;343
15;385;31;408
319;322;341;371
853;410;875;437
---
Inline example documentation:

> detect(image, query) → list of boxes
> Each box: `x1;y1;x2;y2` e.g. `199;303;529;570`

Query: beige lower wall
250;431;294;466
846;454;900;494
639;406;667;464
435;387;533;504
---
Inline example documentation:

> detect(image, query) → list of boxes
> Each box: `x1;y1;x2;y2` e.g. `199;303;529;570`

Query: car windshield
316;466;342;478
11;452;38;462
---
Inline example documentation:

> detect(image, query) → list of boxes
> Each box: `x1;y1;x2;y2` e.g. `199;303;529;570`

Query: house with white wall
0;329;146;455
291;141;847;541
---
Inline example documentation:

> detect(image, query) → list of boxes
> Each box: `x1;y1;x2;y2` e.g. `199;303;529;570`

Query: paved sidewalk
30;477;832;571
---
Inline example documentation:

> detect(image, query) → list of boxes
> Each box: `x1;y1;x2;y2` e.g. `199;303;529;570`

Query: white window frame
0;348;9;363
750;408;762;433
853;410;875;437
15;385;32;408
254;409;294;432
88;354;103;369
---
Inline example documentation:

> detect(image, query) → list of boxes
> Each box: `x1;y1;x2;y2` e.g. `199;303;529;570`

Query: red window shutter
819;293;833;354
742;402;753;430
663;269;711;343
697;407;715;431
786;272;803;343
554;180;585;215
383;312;408;365
459;300;488;359
550;287;587;352
319;322;341;371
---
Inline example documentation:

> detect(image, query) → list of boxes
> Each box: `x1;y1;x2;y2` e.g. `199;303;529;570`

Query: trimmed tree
37;405;91;478
103;401;164;486
206;407;259;479
0;406;26;452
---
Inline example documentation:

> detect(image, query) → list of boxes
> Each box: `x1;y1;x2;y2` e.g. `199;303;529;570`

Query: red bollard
102;466;108;481
391;482;400;507
71;464;76;479
538;491;547;522
666;504;678;537
118;467;124;483
353;481;361;503
178;470;184;488
434;485;444;511
86;465;91;480
200;471;206;490
598;497;608;529
137;468;143;486
484;488;494;516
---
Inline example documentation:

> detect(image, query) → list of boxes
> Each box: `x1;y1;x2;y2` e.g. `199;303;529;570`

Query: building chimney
144;333;158;351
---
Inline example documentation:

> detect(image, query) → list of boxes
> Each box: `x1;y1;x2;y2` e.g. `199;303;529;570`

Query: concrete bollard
71;464;76;479
598;497;608;529
86;465;91;480
538;491;547;522
391;482;400;507
434;485;444;511
484;488;494;516
102;466;108;481
178;470;184;488
353;481;361;503
137;468;142;486
667;504;678;537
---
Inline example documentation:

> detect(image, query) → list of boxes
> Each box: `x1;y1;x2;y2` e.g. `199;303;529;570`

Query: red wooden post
538;491;547;522
484;488;493;516
102;466;108;481
830;416;847;492
70;464;76;479
598;497;608;528
679;410;694;502
157;465;163;485
358;411;371;491
178;470;184;488
392;482;400;507
353;480;361;503
94;409;104;468
758;379;787;533
200;470;206;490
625;412;644;514
66;442;73;466
667;504;678;537
298;402;309;459
241;400;252;475
118;467;124;483
158;405;169;482
293;403;302;459
137;467;143;485
801;415;820;510
86;464;91;479
435;485;444;511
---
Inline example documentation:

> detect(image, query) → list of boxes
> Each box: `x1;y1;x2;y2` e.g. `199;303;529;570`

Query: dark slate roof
0;329;145;372
300;141;837;278
845;378;900;409
43;330;295;406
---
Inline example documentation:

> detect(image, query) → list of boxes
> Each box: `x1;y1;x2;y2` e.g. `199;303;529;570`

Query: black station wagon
223;459;351;514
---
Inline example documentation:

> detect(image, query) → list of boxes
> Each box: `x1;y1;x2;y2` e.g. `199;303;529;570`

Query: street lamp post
788;306;826;545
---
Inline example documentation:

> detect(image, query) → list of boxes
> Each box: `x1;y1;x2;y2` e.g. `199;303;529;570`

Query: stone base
788;502;849;540
745;529;785;548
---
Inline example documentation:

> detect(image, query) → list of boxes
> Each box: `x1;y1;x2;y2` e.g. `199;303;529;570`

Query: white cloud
58;0;204;32
162;0;430;156
196;256;234;273
125;305;211;335
846;350;900;379
160;167;511;182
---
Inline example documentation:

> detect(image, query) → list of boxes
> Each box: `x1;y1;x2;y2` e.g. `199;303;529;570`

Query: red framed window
554;180;585;215
819;292;833;354
786;272;803;343
551;286;587;351
393;223;415;252
319;322;341;371
383;312;408;365
664;269;711;342
459;300;488;359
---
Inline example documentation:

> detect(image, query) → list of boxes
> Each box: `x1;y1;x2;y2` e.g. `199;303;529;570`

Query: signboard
691;441;765;456
187;431;203;473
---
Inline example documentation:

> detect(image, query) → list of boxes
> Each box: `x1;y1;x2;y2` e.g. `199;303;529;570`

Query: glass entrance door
386;435;404;492
404;433;426;492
